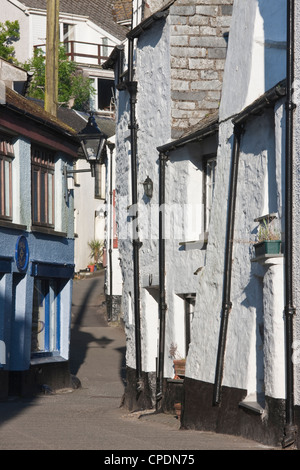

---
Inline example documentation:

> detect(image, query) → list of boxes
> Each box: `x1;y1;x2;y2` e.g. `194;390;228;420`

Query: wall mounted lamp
143;176;153;199
64;113;107;201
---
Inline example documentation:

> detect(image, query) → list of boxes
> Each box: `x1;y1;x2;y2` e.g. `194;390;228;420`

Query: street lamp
78;113;108;176
64;112;107;201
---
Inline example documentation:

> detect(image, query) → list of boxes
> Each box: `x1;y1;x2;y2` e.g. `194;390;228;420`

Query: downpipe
213;124;242;406
282;0;297;448
107;142;115;322
156;151;169;408
127;37;143;393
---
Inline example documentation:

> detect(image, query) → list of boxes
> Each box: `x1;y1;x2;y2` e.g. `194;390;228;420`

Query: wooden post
45;0;59;116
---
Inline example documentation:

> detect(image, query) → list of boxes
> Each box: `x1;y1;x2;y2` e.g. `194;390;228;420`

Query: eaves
127;0;176;39
233;79;287;126
157;116;219;153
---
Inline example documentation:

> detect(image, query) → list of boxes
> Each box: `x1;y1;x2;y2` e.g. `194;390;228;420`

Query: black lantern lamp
64;113;108;201
143;176;153;199
78;113;108;176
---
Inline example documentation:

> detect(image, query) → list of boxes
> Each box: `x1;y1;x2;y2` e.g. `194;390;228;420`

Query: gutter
213;80;287;407
126;1;175;39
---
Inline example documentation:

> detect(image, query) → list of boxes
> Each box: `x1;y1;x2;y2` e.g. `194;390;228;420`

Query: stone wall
169;0;234;139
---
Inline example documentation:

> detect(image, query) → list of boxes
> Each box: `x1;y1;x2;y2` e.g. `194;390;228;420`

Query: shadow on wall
257;0;286;91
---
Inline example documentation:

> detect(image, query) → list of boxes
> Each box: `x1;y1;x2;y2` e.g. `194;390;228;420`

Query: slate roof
112;0;132;24
28;97;116;137
18;0;128;41
3;87;78;138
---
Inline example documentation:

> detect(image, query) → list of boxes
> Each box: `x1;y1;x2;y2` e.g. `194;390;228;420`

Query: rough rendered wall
187;0;287;399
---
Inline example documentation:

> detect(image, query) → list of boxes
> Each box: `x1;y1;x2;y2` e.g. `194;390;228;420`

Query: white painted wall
220;0;286;121
116;17;171;372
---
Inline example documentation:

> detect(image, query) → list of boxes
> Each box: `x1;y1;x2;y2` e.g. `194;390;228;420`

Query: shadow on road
69;274;126;388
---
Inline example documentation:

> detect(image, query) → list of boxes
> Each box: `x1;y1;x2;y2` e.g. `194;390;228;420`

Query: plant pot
254;240;281;257
174;402;182;419
173;359;186;378
88;264;95;273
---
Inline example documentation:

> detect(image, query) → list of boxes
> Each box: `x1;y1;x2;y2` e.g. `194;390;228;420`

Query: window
203;155;217;232
94;163;103;199
0;139;14;220
98;78;115;110
102;37;109;58
184;294;195;356
31;146;55;227
31;279;60;356
62;23;74;54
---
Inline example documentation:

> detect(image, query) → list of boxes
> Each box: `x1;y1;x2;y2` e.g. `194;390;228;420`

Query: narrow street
0;272;273;451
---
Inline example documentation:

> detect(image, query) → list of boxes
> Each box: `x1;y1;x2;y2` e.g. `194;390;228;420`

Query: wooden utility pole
45;0;59;116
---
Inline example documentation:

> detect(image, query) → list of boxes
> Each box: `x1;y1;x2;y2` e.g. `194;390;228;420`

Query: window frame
202;153;217;233
31;145;55;228
94;162;104;199
0;139;14;221
31;278;61;358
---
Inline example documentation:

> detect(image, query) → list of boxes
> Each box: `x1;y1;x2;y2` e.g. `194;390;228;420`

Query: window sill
31;225;67;238
179;233;208;251
0;219;27;231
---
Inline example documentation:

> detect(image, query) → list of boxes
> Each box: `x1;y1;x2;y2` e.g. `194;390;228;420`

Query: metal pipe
127;37;143;392
282;0;297;448
107;142;115;322
213;124;242;406
156;151;168;406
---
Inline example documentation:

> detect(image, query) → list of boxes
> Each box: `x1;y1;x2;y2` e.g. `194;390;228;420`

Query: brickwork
169;0;234;139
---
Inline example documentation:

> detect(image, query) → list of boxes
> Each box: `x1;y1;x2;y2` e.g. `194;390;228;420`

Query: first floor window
0;139;14;219
31;279;60;356
203;155;217;232
95;163;105;199
32;146;55;227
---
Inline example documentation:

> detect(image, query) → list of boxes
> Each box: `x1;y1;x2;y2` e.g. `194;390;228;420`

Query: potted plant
254;218;281;257
169;342;186;379
88;239;104;270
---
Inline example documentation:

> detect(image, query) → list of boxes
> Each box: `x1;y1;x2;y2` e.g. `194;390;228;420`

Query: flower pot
174;402;182;419
88;264;95;273
254;240;281;257
173;359;186;378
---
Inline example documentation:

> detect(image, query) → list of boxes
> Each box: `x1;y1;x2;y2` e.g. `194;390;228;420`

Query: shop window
31;279;60;356
31;145;55;227
0;139;14;220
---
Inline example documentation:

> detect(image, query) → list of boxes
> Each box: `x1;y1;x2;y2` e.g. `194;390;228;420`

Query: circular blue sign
15;236;29;273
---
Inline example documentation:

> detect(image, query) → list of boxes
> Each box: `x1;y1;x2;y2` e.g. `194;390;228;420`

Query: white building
108;0;300;449
3;0;128;112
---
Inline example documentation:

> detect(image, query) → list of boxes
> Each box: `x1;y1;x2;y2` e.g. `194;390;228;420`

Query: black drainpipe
107;142;115;322
127;37;143;392
213;124;243;406
156;151;168;407
282;0;297;448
